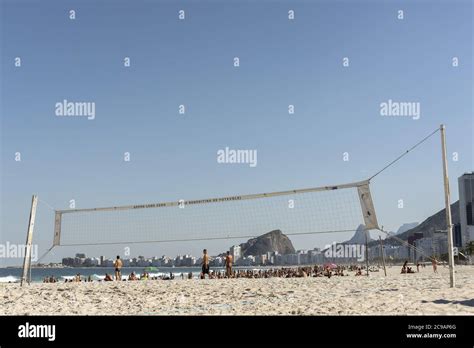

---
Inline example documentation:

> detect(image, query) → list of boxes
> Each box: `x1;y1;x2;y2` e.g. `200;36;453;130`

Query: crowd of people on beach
43;265;366;283
198;264;365;279
41;252;441;283
400;259;438;274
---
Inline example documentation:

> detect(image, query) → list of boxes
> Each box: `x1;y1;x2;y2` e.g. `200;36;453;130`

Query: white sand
1;266;473;315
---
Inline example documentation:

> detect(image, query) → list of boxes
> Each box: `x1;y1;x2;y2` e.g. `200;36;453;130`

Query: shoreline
2;261;451;269
0;263;460;283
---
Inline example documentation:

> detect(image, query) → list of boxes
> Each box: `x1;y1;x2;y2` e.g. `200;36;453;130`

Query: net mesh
56;183;369;246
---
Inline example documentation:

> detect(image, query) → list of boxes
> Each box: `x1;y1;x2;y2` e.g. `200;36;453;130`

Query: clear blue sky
1;0;472;266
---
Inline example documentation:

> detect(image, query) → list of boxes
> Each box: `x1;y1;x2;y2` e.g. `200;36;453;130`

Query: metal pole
413;240;417;264
365;228;369;276
440;125;455;288
21;195;38;286
379;236;387;276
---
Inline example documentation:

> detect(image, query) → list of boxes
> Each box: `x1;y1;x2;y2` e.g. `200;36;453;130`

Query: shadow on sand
422;298;474;307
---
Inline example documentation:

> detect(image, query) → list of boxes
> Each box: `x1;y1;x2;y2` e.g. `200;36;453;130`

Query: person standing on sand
201;249;211;279
225;251;233;278
114;255;123;281
431;258;438;273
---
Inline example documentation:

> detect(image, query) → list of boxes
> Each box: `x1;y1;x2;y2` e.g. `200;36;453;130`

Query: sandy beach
1;266;473;315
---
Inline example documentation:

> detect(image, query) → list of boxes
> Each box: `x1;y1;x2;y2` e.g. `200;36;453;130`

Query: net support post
440;124;455;288
21;195;38;286
53;211;62;246
357;182;379;230
379;236;387;276
365;228;369;276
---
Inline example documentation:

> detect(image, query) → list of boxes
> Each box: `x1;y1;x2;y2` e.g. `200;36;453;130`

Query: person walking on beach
201;249;210;279
431;258;438;273
225;251;233;278
114;255;123;281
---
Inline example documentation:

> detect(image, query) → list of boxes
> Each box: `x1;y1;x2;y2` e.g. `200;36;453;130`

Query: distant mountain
380;201;459;246
394;222;419;235
227;230;296;256
342;224;375;244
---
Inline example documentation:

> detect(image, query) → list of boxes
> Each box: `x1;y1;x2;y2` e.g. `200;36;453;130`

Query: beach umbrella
324;263;337;269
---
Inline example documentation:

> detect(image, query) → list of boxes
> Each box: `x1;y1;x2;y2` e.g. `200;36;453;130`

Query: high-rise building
458;173;474;247
454;223;463;248
408;232;423;262
230;245;241;263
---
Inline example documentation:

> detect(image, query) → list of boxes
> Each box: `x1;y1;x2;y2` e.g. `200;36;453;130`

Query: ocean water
0;266;268;283
0;267;213;283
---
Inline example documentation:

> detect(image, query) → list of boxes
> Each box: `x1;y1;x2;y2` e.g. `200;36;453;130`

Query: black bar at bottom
0;315;472;346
